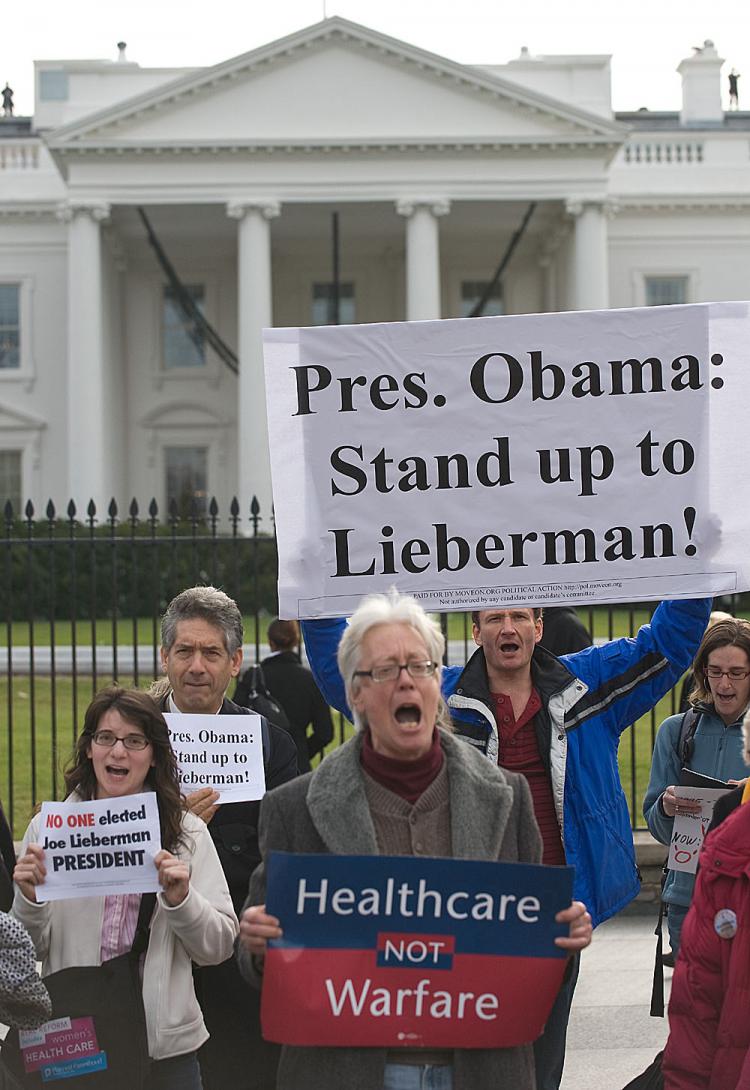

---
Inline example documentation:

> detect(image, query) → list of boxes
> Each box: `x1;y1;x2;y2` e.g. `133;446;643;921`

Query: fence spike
129;497;139;520
108;497;118;520
67;499;77;521
24;499;35;520
46;499;56;521
86;499;97;522
148;497;158;519
230;496;239;518
3;499;14;525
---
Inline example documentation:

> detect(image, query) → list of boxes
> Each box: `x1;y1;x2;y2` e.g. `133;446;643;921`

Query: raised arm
301;617;352;720
562;598;711;737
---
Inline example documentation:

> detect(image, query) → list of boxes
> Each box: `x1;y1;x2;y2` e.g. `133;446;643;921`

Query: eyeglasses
705;667;750;681
353;661;438;684
91;730;151;751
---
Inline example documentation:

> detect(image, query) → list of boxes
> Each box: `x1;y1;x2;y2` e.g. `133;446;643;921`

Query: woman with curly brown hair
644;619;750;962
12;687;237;1090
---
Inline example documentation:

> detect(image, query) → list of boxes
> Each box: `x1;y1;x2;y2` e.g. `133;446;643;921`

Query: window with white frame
645;276;689;307
0;450;22;514
165;446;208;518
0;284;20;369
163;285;205;369
312;282;355;325
460;280;503;317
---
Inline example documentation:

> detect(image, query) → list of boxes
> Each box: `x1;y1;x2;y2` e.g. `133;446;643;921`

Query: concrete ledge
633;829;667;868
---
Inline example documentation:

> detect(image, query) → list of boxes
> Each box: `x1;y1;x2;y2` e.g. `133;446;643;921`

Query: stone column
396;199;450;320
226;200;280;527
59;200;110;514
566;199;610;312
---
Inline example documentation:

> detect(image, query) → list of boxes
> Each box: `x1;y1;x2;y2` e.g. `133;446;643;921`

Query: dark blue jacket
302;597;711;927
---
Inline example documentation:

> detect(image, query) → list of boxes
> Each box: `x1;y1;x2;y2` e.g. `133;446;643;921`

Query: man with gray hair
156;585;298;1090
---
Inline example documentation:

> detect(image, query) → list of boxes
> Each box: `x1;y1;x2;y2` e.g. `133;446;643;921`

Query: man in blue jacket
302;596;711;1090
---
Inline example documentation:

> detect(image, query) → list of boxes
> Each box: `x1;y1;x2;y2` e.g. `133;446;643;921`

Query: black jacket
257;652;334;774
0;801;15;912
538;607;592;657
163;695;298;913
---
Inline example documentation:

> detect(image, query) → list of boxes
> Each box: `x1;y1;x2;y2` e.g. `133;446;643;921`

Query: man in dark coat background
153;586;298;1090
235;618;333;773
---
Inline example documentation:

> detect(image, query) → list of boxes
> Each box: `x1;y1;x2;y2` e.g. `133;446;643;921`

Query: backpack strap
130;892;157;960
678;706;701;769
650;706;702;1017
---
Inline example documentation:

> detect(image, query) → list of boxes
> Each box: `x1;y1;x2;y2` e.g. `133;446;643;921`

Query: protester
235;618;333;773
676;611;733;712
537;606;592;657
0;801;16;912
661;707;750;1089
12;687;237;1090
0;912;51;1029
239;589;592;1090
302;595;711;1089
643;618;750;962
153;586;298;1090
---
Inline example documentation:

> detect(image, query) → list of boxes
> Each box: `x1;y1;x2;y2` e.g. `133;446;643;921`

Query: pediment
0;402;46;430
47;18;624;151
140;401;226;429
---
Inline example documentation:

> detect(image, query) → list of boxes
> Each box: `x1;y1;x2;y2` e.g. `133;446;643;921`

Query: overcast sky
4;0;749;117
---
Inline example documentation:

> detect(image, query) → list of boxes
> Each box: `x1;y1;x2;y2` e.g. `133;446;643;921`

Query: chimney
677;39;724;124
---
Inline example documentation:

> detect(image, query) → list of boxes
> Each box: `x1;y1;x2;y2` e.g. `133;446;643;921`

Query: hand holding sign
662;785;702;818
239;904;282;960
184;786;221;824
13;843;46;904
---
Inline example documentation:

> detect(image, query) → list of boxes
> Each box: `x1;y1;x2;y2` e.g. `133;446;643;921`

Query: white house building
0;20;747;525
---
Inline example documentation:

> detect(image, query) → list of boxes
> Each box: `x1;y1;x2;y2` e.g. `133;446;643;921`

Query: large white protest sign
38;793;161;901
264;302;750;617
164;713;266;803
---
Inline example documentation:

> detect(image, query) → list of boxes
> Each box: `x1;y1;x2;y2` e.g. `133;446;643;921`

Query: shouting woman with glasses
12;687;238;1090
237;590;591;1090
644;618;750;962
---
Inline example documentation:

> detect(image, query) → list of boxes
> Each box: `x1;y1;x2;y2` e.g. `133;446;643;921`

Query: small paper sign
668;786;731;873
164;713;266;803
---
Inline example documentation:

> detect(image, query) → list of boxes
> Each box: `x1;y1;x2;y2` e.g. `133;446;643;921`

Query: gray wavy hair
337;588;452;732
161;585;243;655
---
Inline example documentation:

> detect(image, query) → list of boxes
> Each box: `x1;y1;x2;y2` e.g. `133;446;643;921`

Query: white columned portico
226;200;280;526
59;200;110;514
566;199;610;311
396;199;450;320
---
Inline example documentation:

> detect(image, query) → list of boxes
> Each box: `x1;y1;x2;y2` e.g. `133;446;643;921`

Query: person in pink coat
663;709;750;1090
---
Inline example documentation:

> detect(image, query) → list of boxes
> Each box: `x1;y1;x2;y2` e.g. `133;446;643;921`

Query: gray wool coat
238;730;543;1090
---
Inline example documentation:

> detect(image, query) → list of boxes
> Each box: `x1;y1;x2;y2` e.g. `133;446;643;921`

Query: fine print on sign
164;713;266;803
261;852;573;1049
38;794;161;900
265;302;750;617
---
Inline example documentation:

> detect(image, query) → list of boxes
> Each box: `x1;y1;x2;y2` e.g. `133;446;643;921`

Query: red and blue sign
261;852;574;1048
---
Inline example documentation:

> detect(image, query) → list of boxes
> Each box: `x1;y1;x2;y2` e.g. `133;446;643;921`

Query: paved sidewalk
562;911;671;1089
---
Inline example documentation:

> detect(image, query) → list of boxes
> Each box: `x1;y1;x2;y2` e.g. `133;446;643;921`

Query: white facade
0;22;748;522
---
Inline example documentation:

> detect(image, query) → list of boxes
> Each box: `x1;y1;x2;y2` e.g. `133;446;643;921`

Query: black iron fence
0;497;723;836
